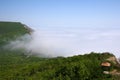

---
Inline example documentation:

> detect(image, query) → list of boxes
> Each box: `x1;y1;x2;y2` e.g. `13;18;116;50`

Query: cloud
4;27;120;58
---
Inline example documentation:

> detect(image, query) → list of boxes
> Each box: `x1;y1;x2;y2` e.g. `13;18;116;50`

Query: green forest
0;22;120;80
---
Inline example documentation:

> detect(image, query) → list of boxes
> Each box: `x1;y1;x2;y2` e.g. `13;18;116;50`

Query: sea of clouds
5;27;120;58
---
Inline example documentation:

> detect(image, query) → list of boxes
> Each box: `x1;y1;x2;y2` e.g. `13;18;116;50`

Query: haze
0;0;120;57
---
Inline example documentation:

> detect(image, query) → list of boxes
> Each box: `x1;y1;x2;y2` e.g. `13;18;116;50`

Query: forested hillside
0;22;120;80
0;22;32;46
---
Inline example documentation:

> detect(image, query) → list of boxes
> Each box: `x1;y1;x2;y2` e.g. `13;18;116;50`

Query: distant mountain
0;22;33;46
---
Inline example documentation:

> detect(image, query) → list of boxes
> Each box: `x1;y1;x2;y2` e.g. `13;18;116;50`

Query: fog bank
5;27;120;58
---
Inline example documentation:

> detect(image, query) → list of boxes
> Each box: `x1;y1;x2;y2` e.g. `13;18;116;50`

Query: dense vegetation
0;22;120;80
0;22;30;46
0;50;114;80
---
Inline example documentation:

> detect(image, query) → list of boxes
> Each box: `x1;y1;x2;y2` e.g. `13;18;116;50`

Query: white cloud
5;27;120;58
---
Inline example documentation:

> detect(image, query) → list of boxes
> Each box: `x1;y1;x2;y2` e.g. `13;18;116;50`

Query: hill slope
0;22;120;80
0;22;32;46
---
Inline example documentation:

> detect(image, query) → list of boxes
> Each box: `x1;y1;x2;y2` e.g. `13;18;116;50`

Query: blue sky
0;0;120;28
1;0;120;57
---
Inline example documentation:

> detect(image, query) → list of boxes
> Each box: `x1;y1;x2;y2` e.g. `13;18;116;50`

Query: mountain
0;22;33;46
0;22;120;80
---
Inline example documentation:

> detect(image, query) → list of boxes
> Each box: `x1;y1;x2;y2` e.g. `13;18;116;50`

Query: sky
0;0;120;57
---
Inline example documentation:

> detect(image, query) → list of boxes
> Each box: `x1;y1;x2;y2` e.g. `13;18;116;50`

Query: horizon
0;0;120;57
